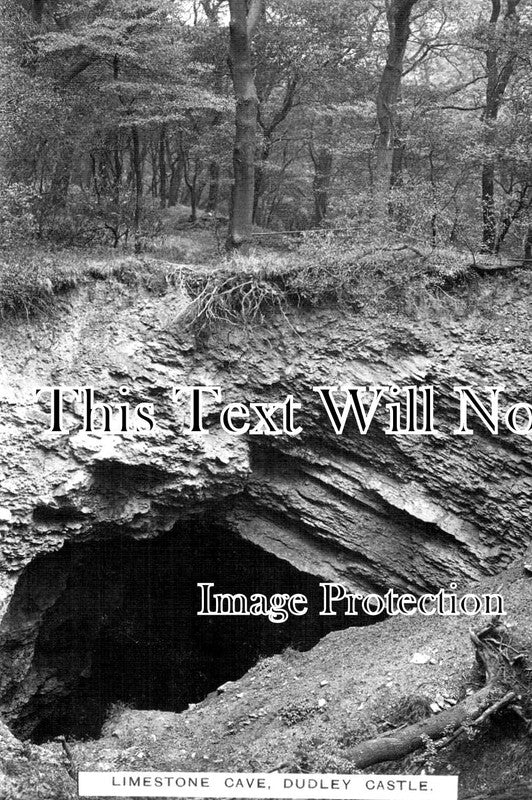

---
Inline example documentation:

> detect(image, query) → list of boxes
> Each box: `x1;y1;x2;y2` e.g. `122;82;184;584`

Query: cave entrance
14;518;374;743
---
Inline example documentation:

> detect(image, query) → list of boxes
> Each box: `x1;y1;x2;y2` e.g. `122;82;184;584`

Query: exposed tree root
344;618;531;770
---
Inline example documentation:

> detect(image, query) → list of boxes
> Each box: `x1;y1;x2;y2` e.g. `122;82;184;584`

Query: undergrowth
174;240;478;335
0;251;175;317
0;237;515;331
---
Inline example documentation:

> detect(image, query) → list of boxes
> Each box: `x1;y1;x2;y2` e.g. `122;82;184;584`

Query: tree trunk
50;143;73;207
188;166;199;223
481;161;497;252
206;161;220;213
374;0;417;205
524;224;532;262
158;125;167;208
168;163;182;207
50;169;70;207
150;152;157;197
200;3;225;217
310;147;333;227
113;137;122;208
309;114;334;227
253;76;299;225
481;0;522;253
131;124;143;237
181;140;200;223
226;0;263;252
32;0;45;23
252;142;270;225
111;56;122;208
390;114;405;189
166;139;182;208
189;182;198;222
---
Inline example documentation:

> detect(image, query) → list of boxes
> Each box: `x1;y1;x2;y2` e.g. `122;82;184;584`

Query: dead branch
345;685;508;769
57;735;77;780
434;690;516;750
344;619;530;770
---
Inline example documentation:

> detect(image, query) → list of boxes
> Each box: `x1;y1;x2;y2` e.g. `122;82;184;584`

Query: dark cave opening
14;518;376;743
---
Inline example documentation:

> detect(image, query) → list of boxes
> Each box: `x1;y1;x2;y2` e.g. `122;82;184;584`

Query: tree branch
439;104;486;111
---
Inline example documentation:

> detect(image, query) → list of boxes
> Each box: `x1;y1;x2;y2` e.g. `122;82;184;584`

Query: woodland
0;0;531;260
3;4;532;798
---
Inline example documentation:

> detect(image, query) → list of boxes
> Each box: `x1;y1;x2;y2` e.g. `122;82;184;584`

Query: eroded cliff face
0;274;531;735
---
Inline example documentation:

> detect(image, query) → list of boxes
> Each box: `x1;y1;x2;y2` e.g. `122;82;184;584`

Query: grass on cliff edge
0;250;171;317
0;239;477;326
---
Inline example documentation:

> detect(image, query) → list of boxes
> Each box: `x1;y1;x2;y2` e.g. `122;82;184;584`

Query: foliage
0;0;531;256
280;701;318;726
34;190;164;247
0;180;38;248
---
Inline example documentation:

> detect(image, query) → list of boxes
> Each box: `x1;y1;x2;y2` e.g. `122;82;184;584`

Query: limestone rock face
0;278;531;731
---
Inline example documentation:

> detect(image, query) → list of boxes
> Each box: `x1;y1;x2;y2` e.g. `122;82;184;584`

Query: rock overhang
1;276;532;736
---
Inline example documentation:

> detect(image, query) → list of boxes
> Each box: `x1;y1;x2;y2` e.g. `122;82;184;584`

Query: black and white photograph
1;1;532;798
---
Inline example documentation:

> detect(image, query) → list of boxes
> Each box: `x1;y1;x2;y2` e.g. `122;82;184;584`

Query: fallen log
345;686;514;769
471;257;528;276
344;618;529;770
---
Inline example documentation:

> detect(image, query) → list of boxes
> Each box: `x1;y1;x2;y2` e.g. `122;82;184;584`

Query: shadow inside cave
7;517;379;743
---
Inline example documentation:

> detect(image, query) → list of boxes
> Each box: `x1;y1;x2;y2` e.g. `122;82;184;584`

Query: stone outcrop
0;272;531;733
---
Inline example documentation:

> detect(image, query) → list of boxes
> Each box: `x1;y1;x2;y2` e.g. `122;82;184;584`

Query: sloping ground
76;557;532;798
3;556;532;800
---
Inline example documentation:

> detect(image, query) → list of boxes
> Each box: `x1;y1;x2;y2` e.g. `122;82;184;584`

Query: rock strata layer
0;276;531;731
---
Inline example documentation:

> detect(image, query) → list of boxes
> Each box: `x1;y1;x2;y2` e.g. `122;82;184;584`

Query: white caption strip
78;772;458;799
